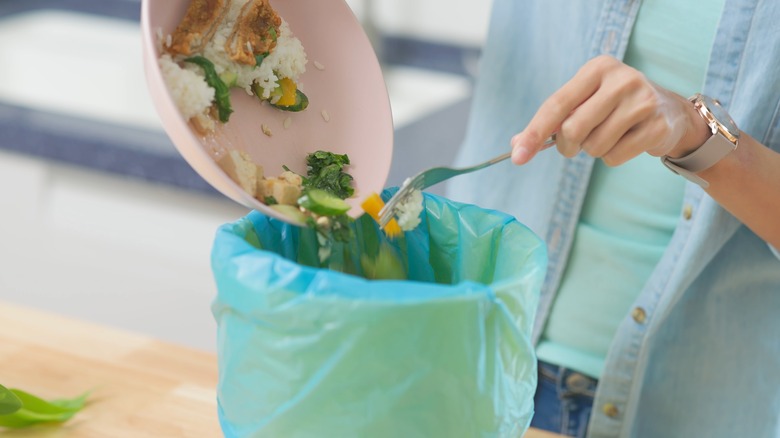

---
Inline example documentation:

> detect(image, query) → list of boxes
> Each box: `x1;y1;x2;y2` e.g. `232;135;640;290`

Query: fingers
578;89;656;158
555;85;622;157
510;55;688;168
511;58;608;164
600;124;650;166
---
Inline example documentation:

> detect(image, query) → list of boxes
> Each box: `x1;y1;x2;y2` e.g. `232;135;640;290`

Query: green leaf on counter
0;388;88;429
0;385;22;415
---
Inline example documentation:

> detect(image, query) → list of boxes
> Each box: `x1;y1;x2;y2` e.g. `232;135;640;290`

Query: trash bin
211;190;547;438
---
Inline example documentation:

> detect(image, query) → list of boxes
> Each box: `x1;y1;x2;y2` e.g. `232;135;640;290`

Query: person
447;0;780;437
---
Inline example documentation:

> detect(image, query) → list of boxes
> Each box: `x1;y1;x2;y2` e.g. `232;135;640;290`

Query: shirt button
683;204;693;220
631;307;647;324
602;402;619;418
549;227;562;248
565;372;590;392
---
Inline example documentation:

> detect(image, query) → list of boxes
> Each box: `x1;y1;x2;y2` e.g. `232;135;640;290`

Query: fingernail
512;145;531;164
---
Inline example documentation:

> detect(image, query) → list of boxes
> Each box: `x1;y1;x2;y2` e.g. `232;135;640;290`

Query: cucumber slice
252;83;309;112
298;189;350;216
270;89;309;112
270;204;308;225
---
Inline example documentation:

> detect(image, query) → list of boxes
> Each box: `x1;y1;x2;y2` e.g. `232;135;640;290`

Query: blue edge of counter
0;0;477;196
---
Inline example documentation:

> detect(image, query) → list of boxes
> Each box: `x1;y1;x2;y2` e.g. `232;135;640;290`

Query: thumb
510;130;555;165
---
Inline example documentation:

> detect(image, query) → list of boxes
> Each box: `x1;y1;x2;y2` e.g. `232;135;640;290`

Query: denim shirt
446;1;780;437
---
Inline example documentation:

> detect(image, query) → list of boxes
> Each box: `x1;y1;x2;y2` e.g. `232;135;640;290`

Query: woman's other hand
510;55;711;165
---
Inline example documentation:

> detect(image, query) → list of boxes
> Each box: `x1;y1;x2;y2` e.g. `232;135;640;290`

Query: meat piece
225;0;282;65
257;178;302;205
257;171;303;205
168;0;228;56
217;150;264;197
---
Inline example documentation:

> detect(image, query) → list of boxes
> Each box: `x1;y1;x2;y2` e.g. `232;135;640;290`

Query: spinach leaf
0;385;21;415
185;56;233;122
0;388;88;429
329;214;354;243
303;151;355;200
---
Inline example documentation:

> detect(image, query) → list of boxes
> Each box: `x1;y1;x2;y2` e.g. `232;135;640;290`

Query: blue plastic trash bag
211;190;547;438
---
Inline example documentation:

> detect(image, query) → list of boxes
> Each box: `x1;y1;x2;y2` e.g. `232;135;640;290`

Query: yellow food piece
276;77;297;106
361;193;402;238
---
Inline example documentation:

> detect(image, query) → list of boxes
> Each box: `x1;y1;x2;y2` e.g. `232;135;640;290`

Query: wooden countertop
0;302;563;438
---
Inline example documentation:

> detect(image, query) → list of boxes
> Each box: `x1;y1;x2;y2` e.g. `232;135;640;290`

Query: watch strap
661;133;736;189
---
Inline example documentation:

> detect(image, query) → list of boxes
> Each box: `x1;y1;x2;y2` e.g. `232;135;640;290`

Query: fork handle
459;133;557;173
482;151;512;168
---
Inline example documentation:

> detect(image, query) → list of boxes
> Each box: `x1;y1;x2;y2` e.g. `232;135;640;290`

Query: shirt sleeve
770;244;780;261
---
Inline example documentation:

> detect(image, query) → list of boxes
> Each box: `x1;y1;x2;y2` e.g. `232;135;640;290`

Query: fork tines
378;177;421;227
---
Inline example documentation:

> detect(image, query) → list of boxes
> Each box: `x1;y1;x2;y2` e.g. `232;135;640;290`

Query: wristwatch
661;93;740;188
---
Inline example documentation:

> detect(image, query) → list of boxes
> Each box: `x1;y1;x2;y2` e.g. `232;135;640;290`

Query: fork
378;134;557;227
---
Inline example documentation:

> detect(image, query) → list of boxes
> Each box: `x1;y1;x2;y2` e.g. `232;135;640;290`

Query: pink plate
141;0;393;221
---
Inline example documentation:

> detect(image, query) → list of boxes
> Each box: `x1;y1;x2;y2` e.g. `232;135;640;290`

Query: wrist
666;97;715;158
661;94;740;188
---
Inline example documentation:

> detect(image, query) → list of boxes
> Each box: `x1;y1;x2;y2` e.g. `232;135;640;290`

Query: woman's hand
510;55;711;165
510;55;780;248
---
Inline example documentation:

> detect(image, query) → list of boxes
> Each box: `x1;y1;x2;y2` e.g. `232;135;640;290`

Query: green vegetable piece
185;56;233;122
270;89;309;112
219;70;238;88
244;225;263;250
252;78;308;112
296;225;321;268
360;242;406;280
270;204;308;225
254;52;269;67
298;189;351;216
0;389;87;429
303;151;354;199
264;196;278;205
329;214;354;243
268;26;278;43
0;385;22;415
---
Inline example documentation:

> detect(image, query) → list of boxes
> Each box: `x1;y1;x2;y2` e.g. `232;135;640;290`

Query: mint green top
536;0;724;378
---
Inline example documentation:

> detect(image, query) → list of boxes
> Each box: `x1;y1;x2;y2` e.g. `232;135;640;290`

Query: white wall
0;149;249;351
345;0;493;47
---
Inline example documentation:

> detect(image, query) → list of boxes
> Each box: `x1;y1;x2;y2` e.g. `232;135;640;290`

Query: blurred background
0;0;491;351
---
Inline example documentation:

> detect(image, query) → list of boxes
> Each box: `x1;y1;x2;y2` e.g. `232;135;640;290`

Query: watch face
700;94;739;133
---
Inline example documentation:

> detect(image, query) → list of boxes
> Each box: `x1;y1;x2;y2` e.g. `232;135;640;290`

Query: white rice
202;15;307;99
395;183;424;232
160;0;307;120
159;54;214;120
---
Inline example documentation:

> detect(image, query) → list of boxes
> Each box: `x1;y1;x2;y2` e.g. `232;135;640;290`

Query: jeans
530;361;598;438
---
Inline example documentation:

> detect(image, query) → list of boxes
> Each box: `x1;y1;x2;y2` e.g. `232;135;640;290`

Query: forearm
697;133;780;248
